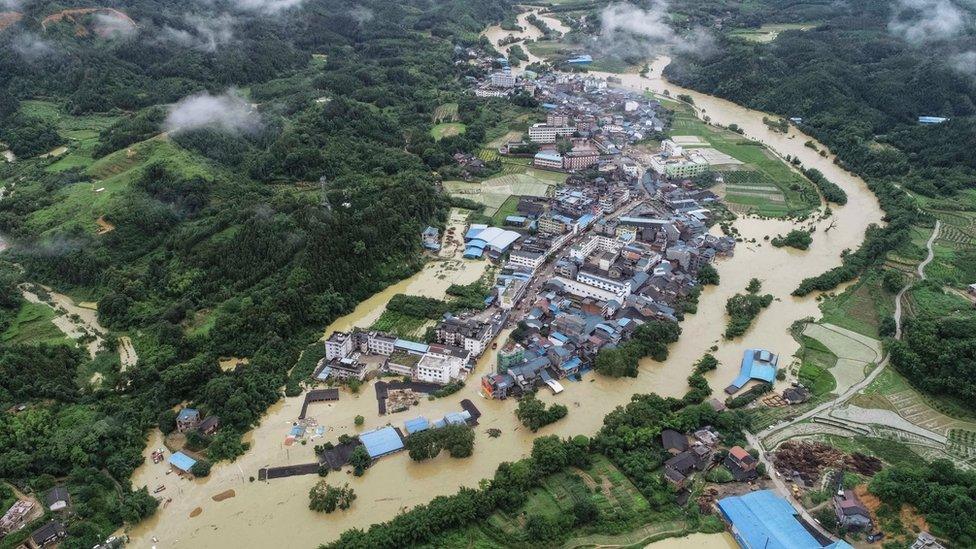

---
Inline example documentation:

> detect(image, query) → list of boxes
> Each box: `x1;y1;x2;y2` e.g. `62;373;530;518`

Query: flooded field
483;8;569;73
126;50;883;549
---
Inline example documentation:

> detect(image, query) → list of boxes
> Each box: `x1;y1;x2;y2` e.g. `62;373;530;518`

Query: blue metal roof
729;349;778;391
464;245;485;258
535;152;563;162
359;426;404;459
718;490;853;549
465;224;488;240
169;451;197;472
176;408;198;421
506;215;527;224
395;339;429;354
561;357;582;371
404;416;430;434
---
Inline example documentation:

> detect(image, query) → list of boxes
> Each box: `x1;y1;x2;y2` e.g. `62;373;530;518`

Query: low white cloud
93;13;138;39
950;50;976;75
194;0;304;15
161;13;234;52
889;0;969;44
599;1;715;59
349;5;374;25
0;0;22;10
236;0;305;14
12;32;54;61
164;90;260;134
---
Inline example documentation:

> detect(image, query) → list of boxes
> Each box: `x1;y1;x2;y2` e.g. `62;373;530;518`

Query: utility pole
319;176;332;212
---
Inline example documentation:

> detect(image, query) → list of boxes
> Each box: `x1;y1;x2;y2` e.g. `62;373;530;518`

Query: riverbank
124;54;883;549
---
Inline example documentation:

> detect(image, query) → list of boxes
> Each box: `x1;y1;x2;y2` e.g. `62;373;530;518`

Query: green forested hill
667;0;976;480
0;0;511;545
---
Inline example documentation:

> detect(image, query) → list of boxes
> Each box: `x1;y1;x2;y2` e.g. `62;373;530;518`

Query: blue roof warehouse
717;490;853;549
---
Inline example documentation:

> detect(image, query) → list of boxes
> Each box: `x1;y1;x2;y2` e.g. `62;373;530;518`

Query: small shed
169;451;198;474
45;485;70;512
404;416;430;435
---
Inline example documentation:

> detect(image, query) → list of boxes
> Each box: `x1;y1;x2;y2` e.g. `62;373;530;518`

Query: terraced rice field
432;102;459;123
479;148;500;162
931;210;976;249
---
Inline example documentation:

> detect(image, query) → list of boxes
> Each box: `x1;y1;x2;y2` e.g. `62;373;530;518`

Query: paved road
747;220;941;540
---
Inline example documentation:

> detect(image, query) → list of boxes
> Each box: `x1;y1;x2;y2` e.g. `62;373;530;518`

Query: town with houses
313;65;739;405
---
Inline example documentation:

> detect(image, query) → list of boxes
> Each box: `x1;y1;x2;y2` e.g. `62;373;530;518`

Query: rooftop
359;426;405;459
169;451;197;472
718;490;853;549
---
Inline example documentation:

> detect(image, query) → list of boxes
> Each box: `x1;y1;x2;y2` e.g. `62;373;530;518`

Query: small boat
154;485;166;493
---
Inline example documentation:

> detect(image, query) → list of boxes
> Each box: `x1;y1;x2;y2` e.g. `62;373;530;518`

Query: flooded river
126;34;883;549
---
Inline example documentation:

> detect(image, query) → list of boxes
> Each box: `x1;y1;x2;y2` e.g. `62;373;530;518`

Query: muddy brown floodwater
483;7;569;73
126;53;882;549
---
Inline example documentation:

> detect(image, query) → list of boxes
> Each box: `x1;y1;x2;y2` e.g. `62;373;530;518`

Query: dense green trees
771;229;813;250
801;168;847;205
404;425;475;461
870;460;976;545
0;0;514;544
594;320;682;377
515;393;568;431
698;262;720;285
889;309;976;403
309;481;357;513
724;279;773;338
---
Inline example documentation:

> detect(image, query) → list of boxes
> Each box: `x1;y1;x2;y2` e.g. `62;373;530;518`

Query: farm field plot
487;455;650;538
430;122;466;141
369;310;431;339
1;301;71;346
802;323;879;394
432;102;458;123
819;271;893;339
861;369;976;438
490;194;521;226
444;169;562;215
667;104;818;216
16;100;121;172
728;22;818;43
486;130;524;149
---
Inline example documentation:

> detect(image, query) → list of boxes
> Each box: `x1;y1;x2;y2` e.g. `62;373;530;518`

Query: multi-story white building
498;278;529;310
576;267;632;297
528;123;576;143
415;344;470;385
490;71;516;88
435;318;493;356
569;235;599;261
325;331;353;361
509;249;545;271
367;332;396;356
552;276;626;301
533;151;563;169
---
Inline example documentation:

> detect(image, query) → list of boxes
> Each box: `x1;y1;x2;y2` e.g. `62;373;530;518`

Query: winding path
748;220;941;540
